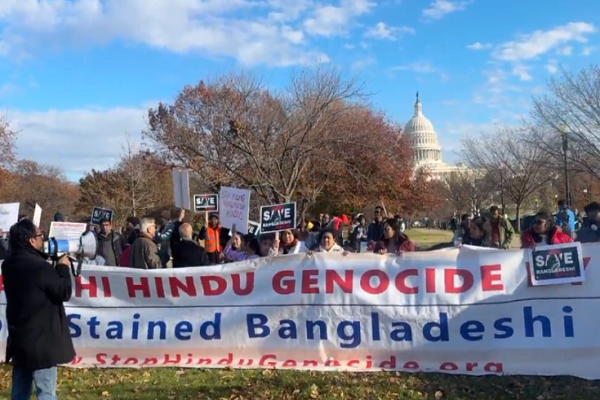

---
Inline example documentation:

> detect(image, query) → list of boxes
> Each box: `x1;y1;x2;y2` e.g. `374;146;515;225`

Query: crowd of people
1;199;599;267
1;198;599;399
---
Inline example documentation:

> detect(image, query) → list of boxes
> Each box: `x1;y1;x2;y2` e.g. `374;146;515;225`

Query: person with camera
1;219;75;399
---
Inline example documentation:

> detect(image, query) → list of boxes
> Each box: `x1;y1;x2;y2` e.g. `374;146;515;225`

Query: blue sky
0;0;599;180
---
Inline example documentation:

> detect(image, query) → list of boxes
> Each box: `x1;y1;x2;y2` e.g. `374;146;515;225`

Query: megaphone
43;229;98;276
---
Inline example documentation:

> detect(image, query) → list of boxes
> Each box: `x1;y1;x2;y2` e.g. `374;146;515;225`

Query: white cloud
545;59;558;74
467;42;491;50
422;0;471;20
303;0;375;37
393;62;437;73
557;46;572;55
493;22;597;62
351;57;376;70
582;46;596;56
512;65;532;81
0;0;340;67
365;22;414;40
10;107;147;179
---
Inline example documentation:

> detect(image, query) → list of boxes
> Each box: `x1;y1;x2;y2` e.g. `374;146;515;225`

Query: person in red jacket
521;211;573;249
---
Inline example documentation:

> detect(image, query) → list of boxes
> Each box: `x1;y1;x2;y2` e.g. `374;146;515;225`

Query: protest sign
260;202;296;233
0;202;19;231
218;186;250;234
172;170;191;210
193;194;218;212
49;221;87;240
527;242;585;286
0;244;598;378
32;203;42;227
91;207;114;225
230;221;261;237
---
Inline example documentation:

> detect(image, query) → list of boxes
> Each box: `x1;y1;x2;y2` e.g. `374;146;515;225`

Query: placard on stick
260;202;296;233
91;207;113;226
193;194;218;213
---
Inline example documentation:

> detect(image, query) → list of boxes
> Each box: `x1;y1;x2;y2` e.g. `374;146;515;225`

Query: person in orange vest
199;213;225;265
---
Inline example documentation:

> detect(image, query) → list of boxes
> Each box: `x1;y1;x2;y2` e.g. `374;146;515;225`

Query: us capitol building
403;93;466;180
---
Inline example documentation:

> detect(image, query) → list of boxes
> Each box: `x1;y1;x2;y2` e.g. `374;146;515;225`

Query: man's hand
57;254;72;267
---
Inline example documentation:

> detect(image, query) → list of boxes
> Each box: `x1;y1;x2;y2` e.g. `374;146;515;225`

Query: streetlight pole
560;126;571;208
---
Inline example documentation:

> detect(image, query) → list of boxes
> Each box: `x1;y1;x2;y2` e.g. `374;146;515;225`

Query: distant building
403;92;465;180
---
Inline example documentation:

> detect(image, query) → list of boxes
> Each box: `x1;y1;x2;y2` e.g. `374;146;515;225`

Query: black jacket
1;246;75;369
172;239;207;268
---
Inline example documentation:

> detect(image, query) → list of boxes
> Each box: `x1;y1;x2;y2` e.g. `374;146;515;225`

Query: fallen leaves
0;365;597;399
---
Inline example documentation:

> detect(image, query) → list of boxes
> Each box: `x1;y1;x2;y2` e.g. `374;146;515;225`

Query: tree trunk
515;204;522;233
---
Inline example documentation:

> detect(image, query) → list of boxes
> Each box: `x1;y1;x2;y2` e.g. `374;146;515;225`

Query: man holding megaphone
1;219;75;399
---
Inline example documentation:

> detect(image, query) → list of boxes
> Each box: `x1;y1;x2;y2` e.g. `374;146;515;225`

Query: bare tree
529;65;600;179
442;168;496;214
145;67;369;204
460;126;554;231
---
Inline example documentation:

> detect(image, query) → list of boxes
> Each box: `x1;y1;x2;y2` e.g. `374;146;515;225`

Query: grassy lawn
0;366;597;400
0;229;575;400
408;228;522;249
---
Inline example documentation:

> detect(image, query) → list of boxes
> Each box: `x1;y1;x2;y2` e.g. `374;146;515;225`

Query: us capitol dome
403;92;466;180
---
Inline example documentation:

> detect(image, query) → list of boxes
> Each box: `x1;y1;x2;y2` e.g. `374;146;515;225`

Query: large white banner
0;245;597;378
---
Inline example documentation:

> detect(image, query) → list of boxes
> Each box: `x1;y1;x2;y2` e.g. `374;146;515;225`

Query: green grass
408;228;522;249
0;229;569;400
0;367;598;400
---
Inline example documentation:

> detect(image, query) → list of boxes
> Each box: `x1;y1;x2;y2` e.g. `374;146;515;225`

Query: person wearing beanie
576;201;600;243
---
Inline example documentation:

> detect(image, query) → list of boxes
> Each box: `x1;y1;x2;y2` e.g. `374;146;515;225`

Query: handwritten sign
218;186;250;234
193;194;218;212
0;203;19;231
260;202;296;233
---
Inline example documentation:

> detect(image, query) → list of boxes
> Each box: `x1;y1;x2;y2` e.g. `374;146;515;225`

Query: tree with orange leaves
145;68;440;217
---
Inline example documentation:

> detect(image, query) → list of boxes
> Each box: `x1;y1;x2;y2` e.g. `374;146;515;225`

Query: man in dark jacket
1;219;75;399
172;223;206;267
576;201;600;243
96;218;123;266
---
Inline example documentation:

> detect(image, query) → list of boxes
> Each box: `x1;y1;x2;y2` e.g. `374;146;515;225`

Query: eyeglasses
32;233;43;239
534;220;547;225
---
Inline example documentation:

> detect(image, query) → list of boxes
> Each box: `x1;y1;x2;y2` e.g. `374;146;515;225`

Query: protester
463;217;492;247
452;213;471;245
120;216;139;250
172;223;206;267
575;201;600;243
96;218;123;266
119;230;139;267
349;215;368;252
367;206;385;242
489;206;514;249
224;232;261;261
272;229;307;255
556;199;576;238
521;211;573;248
255;233;274;256
130;217;162;269
224;231;245;262
199;213;225;265
312;229;345;253
374;218;416;254
1;219;75;399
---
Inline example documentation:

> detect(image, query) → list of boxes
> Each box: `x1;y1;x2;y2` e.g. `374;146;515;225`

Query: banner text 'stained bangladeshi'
0;245;598;379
